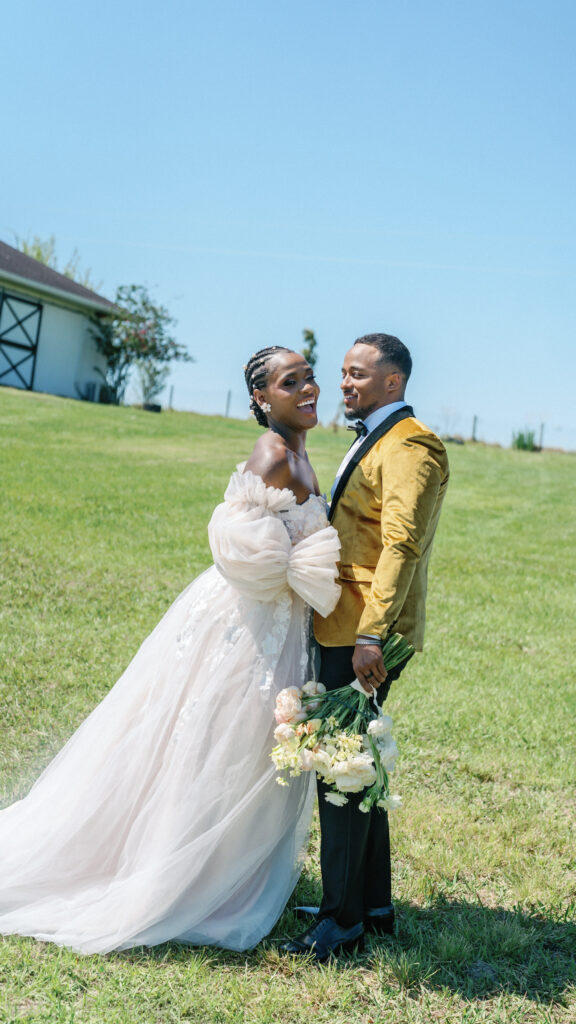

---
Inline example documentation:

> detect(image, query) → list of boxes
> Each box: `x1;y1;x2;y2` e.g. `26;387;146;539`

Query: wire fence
155;388;576;453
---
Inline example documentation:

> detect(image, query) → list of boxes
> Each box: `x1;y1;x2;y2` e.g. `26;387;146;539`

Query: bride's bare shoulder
244;435;295;492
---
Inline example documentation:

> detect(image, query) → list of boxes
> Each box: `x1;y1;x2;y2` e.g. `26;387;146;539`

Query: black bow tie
347;420;368;438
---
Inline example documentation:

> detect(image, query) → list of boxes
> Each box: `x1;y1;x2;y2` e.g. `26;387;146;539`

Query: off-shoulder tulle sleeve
207;470;341;616
287;526;341;617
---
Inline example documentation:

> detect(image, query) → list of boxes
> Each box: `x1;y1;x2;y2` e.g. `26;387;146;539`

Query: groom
283;333;449;961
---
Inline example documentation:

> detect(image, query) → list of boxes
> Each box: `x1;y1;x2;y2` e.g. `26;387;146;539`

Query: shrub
511;429;537;451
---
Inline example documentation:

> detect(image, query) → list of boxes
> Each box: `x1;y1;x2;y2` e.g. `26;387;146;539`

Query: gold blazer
314;413;449;650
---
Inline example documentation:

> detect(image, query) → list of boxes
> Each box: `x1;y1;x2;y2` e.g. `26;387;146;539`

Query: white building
0;240;115;401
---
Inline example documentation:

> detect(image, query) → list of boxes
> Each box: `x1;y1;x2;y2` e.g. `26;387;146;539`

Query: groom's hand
353;641;388;693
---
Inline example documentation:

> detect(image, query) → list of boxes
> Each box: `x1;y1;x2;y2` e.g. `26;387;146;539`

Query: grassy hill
1;387;575;1023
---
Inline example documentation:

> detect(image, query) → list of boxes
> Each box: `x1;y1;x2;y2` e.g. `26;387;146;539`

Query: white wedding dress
0;468;340;954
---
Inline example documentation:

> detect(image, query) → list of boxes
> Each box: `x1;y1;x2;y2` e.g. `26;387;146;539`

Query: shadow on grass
118;897;576;1008
363;898;576;1005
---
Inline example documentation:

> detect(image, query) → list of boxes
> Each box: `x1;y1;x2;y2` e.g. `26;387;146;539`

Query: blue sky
3;0;575;448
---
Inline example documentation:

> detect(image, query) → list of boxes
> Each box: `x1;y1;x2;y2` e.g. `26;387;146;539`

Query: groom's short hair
354;333;412;381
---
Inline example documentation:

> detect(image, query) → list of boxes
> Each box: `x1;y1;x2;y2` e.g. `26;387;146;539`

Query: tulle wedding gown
0;468;340;954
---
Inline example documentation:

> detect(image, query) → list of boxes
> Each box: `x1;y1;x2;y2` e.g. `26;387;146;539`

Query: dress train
0;469;340;953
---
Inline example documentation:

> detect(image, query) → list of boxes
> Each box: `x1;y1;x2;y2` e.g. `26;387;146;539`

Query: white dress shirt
332;401;408;496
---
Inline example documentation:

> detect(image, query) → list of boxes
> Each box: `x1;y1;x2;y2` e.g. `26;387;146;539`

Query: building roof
0;240;115;313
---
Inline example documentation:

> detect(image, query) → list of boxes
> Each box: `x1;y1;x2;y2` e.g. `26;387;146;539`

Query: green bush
512;428;537;450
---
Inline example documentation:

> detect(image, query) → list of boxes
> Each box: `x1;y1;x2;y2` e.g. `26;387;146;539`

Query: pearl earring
261;402;272;414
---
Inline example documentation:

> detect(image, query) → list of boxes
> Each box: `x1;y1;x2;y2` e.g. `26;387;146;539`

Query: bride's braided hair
244;346;290;427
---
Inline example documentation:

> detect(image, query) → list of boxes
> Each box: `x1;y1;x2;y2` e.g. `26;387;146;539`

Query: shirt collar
362;401;408;435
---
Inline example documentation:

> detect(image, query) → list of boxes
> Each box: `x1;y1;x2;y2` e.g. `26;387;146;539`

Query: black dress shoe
280;916;364;962
294;904;395;935
365;904;395;935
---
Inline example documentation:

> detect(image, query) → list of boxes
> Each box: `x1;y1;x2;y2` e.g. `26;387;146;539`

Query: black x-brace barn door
0;290;43;390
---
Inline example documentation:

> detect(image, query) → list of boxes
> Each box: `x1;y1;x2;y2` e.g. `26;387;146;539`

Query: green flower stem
381;633;415;671
368;735;389;795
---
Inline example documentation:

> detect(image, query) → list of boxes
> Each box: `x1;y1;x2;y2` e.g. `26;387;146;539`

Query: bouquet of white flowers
271;633;413;812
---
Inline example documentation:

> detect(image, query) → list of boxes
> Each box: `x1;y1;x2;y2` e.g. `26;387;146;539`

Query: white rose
300;748;316;771
273;723;298;746
306;719;322;734
376;737;398;772
377;793;402;811
367;714;394;737
301;680;326;696
333;755;377;793
274;686;303;724
310;748;333;776
325;791;348;807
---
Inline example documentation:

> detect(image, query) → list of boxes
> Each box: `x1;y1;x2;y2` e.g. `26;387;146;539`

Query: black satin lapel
329;406;414;521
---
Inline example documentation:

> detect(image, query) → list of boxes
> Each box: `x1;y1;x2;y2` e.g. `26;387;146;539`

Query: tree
135;359;171;405
91;284;193;405
16;234;101;291
15;236;192;406
301;328;318;369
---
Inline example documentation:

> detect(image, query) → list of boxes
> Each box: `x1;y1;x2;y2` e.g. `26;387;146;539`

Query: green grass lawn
1;387;575;1024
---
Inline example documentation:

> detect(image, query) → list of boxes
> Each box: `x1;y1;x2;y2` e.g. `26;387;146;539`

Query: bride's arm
207;478;340;616
208;502;293;603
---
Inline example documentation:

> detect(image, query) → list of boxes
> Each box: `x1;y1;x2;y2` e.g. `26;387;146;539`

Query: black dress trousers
317;645;408;928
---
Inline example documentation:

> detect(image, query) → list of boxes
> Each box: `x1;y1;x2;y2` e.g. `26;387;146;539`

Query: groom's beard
344;402;378;422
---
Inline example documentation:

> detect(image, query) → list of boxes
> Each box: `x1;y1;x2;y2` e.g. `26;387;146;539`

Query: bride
0;346;341;954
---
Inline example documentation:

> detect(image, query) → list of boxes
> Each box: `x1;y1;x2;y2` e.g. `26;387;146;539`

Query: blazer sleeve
356;433;446;638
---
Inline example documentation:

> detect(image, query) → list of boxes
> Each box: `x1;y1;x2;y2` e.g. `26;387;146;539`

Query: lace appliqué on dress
175;571;228;660
178;488;332;702
257;591;292;694
278;494;329;545
279;495;329;685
